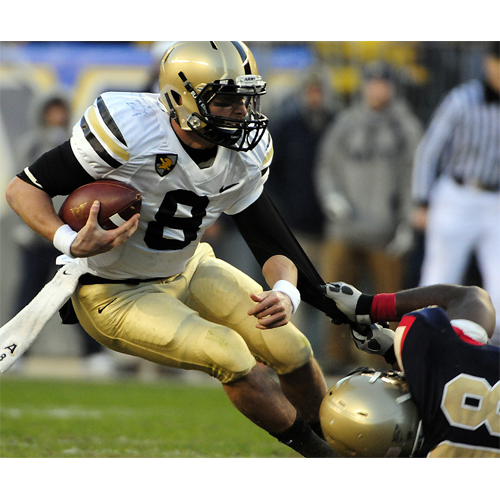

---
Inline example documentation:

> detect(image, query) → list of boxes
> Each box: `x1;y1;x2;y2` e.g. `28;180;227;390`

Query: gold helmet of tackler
320;368;422;457
158;41;268;151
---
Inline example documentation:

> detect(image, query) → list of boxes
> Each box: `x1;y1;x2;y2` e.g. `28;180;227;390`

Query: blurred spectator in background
11;92;117;375
315;61;423;372
412;41;500;346
266;72;337;353
12;93;71;317
0;109;15;219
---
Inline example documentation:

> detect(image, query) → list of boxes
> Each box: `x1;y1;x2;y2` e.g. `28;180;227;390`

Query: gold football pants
72;243;313;383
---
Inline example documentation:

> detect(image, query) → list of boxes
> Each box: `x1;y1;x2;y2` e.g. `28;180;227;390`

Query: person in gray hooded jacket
12;92;73;314
314;61;423;371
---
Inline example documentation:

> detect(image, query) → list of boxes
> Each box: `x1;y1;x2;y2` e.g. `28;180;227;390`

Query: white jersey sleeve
70;91;168;178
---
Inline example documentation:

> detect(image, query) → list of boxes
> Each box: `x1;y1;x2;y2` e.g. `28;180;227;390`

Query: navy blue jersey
398;307;500;457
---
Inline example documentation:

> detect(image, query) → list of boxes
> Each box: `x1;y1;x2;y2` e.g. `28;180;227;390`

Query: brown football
59;180;142;231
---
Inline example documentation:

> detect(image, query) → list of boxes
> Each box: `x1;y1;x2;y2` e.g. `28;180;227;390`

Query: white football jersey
70;91;273;280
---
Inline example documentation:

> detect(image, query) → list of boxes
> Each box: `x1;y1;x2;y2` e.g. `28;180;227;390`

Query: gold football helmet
320;368;421;457
159;41;268;151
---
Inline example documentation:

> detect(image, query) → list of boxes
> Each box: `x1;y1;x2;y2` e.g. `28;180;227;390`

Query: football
59;180;142;231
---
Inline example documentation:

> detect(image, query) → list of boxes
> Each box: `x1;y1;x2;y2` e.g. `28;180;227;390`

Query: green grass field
0;376;299;458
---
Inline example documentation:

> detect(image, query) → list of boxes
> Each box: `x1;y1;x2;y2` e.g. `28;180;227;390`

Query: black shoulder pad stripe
81;116;122;169
97;96;127;146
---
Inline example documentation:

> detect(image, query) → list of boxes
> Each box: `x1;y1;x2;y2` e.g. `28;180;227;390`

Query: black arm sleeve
17;140;95;197
230;190;348;323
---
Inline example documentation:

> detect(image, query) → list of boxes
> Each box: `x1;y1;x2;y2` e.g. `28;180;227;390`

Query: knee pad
200;326;256;384
260;326;313;375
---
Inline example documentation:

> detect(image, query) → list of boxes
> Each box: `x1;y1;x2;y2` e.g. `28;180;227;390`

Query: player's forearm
396;284;471;317
262;255;298;289
261;255;300;315
248;255;299;327
325;281;496;338
365;284;474;321
395;284;496;336
6;176;64;241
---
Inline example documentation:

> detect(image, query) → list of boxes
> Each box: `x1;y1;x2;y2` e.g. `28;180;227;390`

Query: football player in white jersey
6;41;345;457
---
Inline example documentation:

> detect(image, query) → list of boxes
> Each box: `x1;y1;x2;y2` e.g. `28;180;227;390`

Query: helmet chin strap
188;117;242;147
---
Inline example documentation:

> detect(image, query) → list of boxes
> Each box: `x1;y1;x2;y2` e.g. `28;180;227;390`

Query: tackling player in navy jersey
322;281;500;457
5;41;345;458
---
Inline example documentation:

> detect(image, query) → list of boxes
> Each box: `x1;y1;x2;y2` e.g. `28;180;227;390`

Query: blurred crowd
0;41;497;378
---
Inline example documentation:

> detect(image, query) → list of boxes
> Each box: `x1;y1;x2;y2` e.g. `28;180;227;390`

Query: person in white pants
419;177;500;345
412;42;500;345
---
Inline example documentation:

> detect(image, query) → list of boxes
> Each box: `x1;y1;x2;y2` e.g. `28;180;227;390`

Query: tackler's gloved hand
350;323;397;365
323;282;398;365
322;282;375;324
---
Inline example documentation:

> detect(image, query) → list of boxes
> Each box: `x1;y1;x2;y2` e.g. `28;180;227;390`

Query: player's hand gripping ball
59;180;142;231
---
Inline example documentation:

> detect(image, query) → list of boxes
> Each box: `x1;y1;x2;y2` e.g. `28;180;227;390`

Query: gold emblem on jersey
155;154;178;177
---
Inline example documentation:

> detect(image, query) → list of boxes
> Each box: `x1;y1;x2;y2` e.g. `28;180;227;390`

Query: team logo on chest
155;154;178;177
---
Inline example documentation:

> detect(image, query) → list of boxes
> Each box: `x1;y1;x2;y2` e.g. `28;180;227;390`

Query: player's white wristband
53;224;78;258
272;280;301;314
